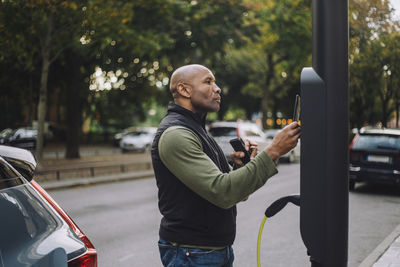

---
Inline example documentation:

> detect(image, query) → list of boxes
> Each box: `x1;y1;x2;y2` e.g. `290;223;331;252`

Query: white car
208;121;270;164
0;128;38;150
264;129;300;163
120;127;157;153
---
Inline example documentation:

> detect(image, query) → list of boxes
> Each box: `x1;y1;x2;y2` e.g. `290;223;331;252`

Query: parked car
0;145;97;266
113;126;137;146
264;129;301;163
0;128;13;139
349;127;400;190
208;121;269;164
0;127;37;150
120;127;157;153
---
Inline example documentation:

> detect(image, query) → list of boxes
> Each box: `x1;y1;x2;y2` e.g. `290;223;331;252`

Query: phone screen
293;94;301;122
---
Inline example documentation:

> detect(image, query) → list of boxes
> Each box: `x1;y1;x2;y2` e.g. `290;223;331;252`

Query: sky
392;0;400;20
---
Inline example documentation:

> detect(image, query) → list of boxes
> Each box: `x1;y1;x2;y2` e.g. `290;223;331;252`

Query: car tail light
31;180;97;267
349;134;358;149
68;251;97;267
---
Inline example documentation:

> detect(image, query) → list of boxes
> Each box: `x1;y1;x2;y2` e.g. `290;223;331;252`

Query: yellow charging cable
257;216;268;267
256;195;300;267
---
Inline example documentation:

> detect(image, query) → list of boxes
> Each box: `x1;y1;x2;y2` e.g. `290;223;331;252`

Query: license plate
367;155;391;163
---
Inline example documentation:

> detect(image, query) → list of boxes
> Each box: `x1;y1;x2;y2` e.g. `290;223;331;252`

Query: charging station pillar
299;0;349;266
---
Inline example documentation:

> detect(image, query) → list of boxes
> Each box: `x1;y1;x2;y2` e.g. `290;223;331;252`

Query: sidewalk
39;169;155;190
359;224;400;267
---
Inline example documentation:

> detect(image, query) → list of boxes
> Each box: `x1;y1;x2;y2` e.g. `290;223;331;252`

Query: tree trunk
261;54;275;130
396;98;399;128
65;81;81;159
35;51;51;163
65;52;82;159
35;15;53;164
261;91;269;129
35;55;50;163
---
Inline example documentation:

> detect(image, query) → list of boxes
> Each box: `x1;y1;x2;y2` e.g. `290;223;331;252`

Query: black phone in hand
229;138;251;164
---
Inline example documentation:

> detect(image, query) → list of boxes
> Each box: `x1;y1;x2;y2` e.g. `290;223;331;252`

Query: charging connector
257;195;300;267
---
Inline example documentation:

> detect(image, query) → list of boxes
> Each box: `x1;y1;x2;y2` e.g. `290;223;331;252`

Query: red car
0;145;97;266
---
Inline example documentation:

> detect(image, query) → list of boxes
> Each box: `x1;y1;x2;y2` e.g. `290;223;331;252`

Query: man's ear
176;83;192;98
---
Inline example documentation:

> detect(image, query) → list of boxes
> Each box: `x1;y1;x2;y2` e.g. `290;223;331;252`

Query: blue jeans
158;238;234;267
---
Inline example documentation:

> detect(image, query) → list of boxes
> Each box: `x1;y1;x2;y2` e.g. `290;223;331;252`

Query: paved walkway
359;224;400;267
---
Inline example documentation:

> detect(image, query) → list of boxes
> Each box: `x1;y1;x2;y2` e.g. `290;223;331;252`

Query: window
353;134;400;150
209;127;237;137
0;158;25;190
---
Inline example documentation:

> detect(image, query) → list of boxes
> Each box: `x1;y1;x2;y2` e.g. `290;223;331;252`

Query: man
151;64;300;267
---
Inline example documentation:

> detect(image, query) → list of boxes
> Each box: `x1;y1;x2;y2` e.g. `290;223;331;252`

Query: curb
39;169;155;190
359;224;400;267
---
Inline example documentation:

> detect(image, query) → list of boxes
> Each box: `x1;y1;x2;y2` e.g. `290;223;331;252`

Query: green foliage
220;0;312;128
1;0;400;147
349;0;400;128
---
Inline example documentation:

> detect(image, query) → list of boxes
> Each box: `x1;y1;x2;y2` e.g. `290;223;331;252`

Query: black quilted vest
151;103;236;246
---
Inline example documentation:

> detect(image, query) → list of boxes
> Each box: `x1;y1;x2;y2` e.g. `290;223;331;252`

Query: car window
209;127;237;137
353;134;400;150
0;159;25;190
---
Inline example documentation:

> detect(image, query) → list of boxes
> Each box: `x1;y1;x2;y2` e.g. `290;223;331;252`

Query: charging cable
257;195;300;267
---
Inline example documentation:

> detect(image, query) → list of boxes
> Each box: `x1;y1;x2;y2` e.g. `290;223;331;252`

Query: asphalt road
49;163;400;267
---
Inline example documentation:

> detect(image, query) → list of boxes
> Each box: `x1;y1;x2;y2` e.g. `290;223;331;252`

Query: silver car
264;129;300;163
0;146;97;266
208;121;270;164
120;127;157;153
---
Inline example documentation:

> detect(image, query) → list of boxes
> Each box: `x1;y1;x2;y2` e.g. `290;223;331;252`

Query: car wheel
349;180;355;191
121;148;128;153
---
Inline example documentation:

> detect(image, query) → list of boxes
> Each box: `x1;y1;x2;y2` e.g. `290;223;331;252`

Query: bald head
168;64;221;115
169;64;211;98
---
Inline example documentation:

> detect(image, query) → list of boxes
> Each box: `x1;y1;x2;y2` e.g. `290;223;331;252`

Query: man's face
189;68;221;113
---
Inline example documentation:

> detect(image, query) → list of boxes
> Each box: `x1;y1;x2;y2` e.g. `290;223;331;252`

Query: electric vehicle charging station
299;0;349;266
252;1;349;266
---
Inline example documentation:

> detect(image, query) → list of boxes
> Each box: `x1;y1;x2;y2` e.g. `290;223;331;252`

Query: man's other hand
230;139;258;168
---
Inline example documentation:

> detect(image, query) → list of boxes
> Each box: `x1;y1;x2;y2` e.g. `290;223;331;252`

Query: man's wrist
264;147;280;161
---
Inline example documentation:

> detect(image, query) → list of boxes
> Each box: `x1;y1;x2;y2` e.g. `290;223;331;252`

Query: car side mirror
0;145;37;181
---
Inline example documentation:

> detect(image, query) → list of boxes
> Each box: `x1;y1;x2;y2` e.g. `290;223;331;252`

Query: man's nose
214;84;221;93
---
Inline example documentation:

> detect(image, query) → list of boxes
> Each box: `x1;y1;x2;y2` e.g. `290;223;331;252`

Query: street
48;163;400;267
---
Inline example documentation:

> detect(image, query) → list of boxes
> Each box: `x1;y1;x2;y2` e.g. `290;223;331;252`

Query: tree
219;0;312;128
1;1;90;162
349;0;400;128
0;0;137;160
84;0;250;129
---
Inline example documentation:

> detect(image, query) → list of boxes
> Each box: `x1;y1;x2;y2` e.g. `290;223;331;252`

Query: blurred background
0;0;399;162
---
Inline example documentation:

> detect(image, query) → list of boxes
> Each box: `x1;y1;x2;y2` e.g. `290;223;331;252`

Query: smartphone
229;138;251;164
293;94;301;122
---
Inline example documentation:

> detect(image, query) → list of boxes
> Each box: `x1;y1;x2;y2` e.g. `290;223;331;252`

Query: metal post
300;0;349;266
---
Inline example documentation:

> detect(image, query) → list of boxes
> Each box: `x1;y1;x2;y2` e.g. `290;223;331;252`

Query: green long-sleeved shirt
158;126;278;210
